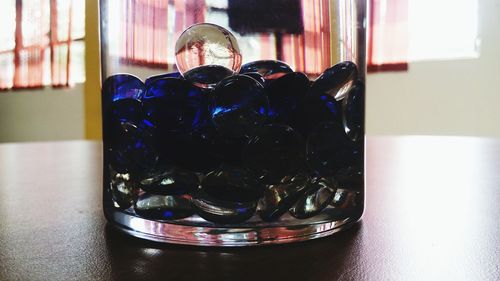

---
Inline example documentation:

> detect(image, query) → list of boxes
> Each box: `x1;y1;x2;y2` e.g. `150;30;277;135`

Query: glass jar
100;0;366;246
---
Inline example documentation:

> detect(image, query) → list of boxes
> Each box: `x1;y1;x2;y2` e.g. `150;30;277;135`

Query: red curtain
116;0;408;74
368;0;408;72
0;0;80;90
120;0;205;68
281;0;331;76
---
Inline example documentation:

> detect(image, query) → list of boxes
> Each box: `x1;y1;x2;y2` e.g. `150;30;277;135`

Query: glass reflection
102;0;361;78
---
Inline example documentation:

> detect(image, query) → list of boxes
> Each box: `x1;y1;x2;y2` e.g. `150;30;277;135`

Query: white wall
366;0;500;137
0;84;85;143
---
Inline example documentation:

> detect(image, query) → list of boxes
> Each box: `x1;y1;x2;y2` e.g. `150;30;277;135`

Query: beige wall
0;84;85;142
366;0;500;138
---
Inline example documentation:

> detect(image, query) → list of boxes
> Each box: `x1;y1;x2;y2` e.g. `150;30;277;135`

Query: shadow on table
104;222;363;281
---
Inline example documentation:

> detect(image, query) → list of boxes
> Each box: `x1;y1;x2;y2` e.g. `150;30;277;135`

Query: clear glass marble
100;0;366;246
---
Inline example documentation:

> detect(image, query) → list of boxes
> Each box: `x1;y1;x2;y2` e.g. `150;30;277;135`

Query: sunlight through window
408;0;479;61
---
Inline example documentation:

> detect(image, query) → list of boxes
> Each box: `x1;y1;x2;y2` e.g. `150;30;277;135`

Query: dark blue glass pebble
243;124;304;184
151;124;221;172
241;72;265;87
201;166;264;203
145;72;182;87
210;75;269;139
134;194;194;220
292;93;342;136
342;80;365;142
102;74;145;102
266;72;309;124
108;121;159;174
196;122;246;166
109;98;143;123
192;189;257;224
258;174;309;221
142;77;208;134
289;177;337;219
306;122;361;176
239;60;293;79
139;167;199;195
183;65;235;88
310;61;357;100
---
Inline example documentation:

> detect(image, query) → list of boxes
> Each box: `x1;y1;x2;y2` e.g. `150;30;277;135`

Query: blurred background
0;0;498;143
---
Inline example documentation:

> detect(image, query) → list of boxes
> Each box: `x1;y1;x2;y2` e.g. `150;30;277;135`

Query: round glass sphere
175;23;242;87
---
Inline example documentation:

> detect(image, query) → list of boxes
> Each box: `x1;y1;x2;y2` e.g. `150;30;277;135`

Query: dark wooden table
0;137;498;281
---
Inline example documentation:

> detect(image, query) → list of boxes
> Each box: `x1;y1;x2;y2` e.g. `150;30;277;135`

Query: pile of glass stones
103;23;364;224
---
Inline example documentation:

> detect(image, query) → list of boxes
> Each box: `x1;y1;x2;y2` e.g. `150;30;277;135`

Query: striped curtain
119;0;205;68
368;0;408;72
0;0;81;90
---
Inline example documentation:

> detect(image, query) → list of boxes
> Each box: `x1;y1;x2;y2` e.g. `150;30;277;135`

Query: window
368;0;409;72
0;0;85;90
367;0;479;72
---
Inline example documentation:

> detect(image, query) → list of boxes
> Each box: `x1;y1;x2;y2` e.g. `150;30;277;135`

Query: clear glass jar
101;0;366;246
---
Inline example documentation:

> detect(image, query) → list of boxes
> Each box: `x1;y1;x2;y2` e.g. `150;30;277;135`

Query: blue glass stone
145;72;182;87
108;121;159;174
192;189;257;224
102;74;145;102
292;93;342;136
266;72;309;124
195;122;245;166
342;80;365;142
201;166;264;203
109;98;143;123
289;177;337;219
243;124;304;184
239;60;293;79
183;65;235;88
142;78;208;134
139;167;199;195
153;126;221;172
258;174;309;221
109;168;139;210
134;194;194;220
306;122;361;176
241;72;265;87
310;61;358;100
210;75;269;139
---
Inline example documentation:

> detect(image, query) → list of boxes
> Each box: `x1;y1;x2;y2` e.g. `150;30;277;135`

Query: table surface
0;136;498;281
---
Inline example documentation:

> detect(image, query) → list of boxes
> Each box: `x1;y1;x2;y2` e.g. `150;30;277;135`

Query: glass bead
142;77;208;134
239;60;293;79
306;122;361;177
134;194;194;220
342;80;365;142
139;167;199;195
289;177;337;219
201;165;264;203
210;75;269;139
310;61;358;100
266;72;309;124
102;74;145;102
175;23;242;88
109;168;139;210
258;174;309;221
243;124;304;184
192;189;257;224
